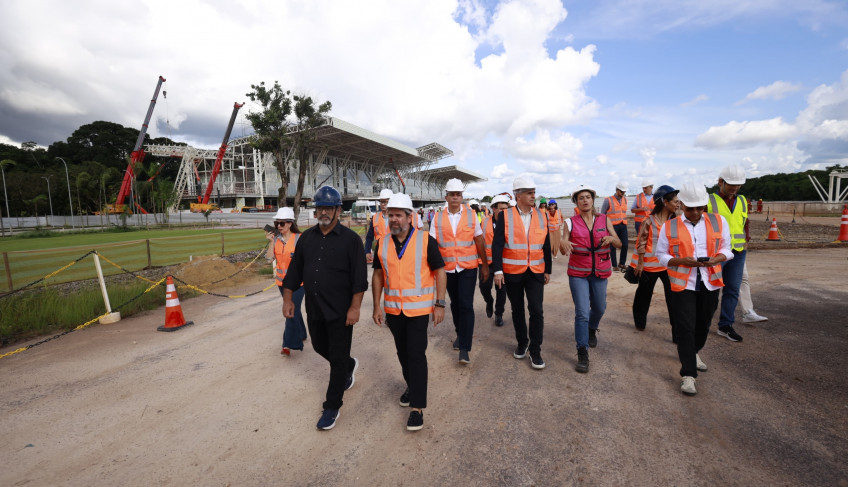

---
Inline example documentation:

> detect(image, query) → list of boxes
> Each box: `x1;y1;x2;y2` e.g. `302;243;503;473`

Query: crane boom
189;102;244;212
115;75;166;209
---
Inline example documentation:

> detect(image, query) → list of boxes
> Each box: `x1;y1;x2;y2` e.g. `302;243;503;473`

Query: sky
1;0;847;199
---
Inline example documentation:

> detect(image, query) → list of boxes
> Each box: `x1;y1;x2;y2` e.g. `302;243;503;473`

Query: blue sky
0;0;846;198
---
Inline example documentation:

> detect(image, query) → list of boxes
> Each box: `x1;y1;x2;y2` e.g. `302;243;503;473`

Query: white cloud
736;81;803;105
694;117;799;149
639;147;657;168
681;94;708;107
490;163;514;178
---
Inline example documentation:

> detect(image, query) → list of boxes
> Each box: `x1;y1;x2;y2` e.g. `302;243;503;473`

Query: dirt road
2;248;847;486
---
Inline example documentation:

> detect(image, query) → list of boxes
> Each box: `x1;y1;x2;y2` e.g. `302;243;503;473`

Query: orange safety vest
665;214;725;292
605;195;628;225
378;229;436;317
634;193;655;223
502;206;548;274
372;211;390;241
274;233;301;286
480;215;495;265
432;204;479;271
547;208;563;231
629;215;664;272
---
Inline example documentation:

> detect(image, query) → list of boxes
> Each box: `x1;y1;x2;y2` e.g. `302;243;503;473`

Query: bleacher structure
145;116;486;213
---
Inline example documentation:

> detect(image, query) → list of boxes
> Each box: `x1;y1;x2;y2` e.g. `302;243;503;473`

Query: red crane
107;75;166;214
190;102;244;212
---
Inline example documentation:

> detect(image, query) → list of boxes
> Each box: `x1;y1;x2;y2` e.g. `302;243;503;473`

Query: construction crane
104;75;166;214
190;102;244;213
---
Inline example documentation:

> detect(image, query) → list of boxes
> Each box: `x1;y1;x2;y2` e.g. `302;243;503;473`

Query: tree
290;93;332;218
244;81;294;207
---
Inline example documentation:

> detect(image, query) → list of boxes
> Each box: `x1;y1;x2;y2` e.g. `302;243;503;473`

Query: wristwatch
434;299;446;308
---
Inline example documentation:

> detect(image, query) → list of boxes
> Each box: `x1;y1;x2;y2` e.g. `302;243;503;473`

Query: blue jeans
279;286;307;349
718;250;746;329
569;275;608;349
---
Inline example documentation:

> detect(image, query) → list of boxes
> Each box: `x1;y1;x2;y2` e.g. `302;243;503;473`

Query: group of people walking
265;164;766;432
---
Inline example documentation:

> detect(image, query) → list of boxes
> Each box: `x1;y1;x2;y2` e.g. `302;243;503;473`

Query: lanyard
397;228;414;260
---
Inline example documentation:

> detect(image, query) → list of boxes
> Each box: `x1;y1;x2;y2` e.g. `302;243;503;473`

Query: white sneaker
742;310;768;323
696;354;708;372
680;376;697;395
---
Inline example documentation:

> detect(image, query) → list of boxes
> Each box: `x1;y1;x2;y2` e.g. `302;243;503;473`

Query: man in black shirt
283;186;368;430
371;193;446;431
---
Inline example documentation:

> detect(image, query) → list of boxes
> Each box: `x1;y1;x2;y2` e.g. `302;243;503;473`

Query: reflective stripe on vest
502;207;547;274
633;192;655;223
629;215;665;272
274;233;301;286
707;193;747;251
605;196;627;225
379;229;435;317
665;214;724;292
434;204;478;271
567;214;612;278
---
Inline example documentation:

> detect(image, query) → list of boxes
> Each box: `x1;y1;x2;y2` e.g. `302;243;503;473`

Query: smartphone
697;257;710;262
264;224;276;234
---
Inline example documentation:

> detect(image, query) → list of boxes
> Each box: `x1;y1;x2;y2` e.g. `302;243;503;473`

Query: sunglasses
275;221;292;226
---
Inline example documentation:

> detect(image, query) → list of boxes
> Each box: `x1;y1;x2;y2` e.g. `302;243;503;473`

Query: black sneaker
452;338;460;350
399;388;410;407
530;352;546;370
407;410;424;431
486;300;493;318
513;343;528;359
459;350;470;364
575;347;589;373
344;357;359;391
718;326;743;342
588;329;598;348
317;408;339;430
495;314;504;327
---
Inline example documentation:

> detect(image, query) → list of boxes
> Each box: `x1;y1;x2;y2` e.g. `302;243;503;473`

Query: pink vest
567;214;613;279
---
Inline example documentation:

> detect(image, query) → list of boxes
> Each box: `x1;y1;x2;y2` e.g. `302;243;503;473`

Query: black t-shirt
372;230;445;271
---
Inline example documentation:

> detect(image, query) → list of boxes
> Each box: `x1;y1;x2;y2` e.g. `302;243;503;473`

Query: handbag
623;265;639;284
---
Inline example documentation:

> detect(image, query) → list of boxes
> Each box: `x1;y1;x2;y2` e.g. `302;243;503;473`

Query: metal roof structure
416;165;487;183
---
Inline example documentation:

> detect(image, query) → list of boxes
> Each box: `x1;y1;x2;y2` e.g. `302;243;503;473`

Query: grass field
0;227;262;252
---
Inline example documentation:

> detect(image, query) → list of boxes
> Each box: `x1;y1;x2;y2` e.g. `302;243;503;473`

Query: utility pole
41;175;53;226
55;157;75;229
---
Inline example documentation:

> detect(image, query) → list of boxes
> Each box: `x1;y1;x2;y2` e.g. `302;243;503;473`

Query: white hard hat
513;175;535;191
274;207;295;220
386;193;413;211
720;165;746;185
615;181;628;192
641;179;653;188
677;181;709;207
469;199;480;206
445;178;465;192
491;194;510;205
378;189;394;200
571;184;597;202
508;199;516;207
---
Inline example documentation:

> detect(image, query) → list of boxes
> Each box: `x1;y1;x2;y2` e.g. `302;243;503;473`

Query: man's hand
346;306;360;326
494;273;504;288
372;307;383;327
283;300;294;319
479;265;489;284
634;261;644;277
366;253;373;264
543;273;550;285
265;231;275;242
433;307;445;326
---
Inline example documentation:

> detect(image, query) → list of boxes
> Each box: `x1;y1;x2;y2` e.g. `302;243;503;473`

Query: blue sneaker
345;357;359;391
317;409;340;430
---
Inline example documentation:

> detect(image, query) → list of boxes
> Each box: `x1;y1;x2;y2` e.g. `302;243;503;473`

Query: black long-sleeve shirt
491;209;552;280
283;222;368;321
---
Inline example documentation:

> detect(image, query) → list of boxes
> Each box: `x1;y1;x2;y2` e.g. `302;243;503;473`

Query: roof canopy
417;165;487;183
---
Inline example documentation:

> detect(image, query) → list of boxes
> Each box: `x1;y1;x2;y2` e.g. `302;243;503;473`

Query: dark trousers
306;313;356;410
610;223;629;267
446;267;478;351
479;267;507;316
632;270;674;335
670;286;719;378
386;313;429;409
505;270;545;354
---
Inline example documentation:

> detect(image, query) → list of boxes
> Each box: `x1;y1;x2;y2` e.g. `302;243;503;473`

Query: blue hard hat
653;185;679;204
548;199;557;205
313;186;342;207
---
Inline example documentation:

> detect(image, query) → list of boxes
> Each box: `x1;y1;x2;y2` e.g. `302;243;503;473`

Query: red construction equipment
838;205;848;242
190;102;244;213
104;75;166;214
766;218;780;241
157;276;193;332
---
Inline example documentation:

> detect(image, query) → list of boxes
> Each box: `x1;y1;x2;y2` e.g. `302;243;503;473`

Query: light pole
55;157;75;229
41;175;54;226
0;161;12;236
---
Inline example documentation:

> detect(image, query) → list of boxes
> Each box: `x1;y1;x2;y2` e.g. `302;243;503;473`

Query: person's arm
543;231;552;284
602;216;622;248
492;211;506;288
634;220;649;276
600;198;610;215
371;267;384;327
265;233;275;261
364;218;375;262
560;218;573;255
474;234;489;283
346;292;364;326
433;267;446;326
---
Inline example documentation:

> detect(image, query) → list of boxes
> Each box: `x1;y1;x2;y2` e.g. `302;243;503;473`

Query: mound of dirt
172;255;268;291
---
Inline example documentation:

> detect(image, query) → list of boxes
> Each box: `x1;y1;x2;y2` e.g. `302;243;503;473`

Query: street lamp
55;157;75;229
41;175;53;226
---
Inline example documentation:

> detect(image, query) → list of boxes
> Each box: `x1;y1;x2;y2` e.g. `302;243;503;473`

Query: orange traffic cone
766;218;780;241
158;276;194;332
838;205;848;242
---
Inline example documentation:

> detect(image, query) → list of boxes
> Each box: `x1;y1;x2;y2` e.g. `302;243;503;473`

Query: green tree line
707;164;845;201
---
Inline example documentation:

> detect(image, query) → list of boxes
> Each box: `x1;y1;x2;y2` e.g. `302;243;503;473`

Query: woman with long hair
630;185;679;341
265;207;306;356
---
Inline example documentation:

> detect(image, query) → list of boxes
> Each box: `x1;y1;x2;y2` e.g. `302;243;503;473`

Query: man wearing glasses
283;186;368;430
